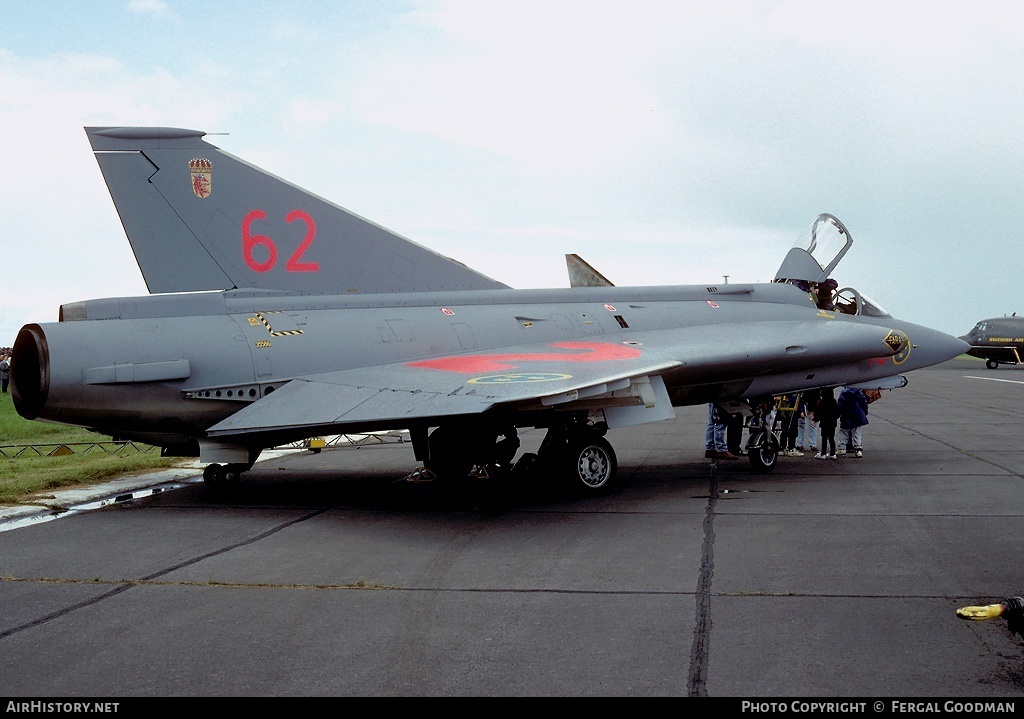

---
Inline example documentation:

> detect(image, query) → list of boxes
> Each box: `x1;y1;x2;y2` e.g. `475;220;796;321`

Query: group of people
705;386;879;461
786;387;877;459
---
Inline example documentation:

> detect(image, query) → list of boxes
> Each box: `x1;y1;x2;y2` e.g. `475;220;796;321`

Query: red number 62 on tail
242;209;319;273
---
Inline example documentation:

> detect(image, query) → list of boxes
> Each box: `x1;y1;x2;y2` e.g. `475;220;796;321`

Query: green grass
0;392;182;505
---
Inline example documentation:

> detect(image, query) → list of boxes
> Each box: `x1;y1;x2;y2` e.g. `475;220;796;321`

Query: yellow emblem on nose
884;330;907;353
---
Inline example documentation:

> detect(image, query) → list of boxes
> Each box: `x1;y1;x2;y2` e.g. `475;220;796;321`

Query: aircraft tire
987;359;999;369
203;463;225;485
563;436;617;493
748;437;779;473
424;427;473;480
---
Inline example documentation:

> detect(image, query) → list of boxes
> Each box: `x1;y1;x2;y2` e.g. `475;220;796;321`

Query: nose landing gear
743;403;780;473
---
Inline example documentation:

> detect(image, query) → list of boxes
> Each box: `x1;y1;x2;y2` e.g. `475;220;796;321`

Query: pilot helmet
821;278;838;289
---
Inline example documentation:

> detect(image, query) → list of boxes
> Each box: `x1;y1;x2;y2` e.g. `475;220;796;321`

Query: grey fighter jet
960;315;1024;369
10;127;969;491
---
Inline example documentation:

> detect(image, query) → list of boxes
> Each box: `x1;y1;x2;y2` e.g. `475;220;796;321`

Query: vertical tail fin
85;127;508;295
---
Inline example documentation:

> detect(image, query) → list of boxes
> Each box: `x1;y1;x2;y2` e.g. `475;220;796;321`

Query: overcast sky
2;0;1021;344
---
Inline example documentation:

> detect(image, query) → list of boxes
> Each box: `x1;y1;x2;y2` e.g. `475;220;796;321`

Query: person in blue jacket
837;387;869;457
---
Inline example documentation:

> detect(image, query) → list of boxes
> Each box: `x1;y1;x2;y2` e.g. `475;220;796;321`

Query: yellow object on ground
956;604;1006;621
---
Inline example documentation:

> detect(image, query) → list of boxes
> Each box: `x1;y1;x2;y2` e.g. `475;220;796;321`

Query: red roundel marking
407;341;642;374
706;301;719;308
603;303;616;311
441;308;455;316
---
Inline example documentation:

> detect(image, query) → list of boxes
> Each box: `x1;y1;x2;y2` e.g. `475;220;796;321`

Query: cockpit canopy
834;287;891;318
774;213;890;318
775;213;851;285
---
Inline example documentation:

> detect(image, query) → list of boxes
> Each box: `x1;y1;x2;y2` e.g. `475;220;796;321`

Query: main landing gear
530;420;617;493
417;416;618;494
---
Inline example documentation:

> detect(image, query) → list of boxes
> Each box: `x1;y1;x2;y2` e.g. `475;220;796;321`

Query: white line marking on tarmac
0;482;197;533
965;375;1024;385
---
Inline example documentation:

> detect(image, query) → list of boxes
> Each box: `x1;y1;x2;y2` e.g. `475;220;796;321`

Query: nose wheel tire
747;439;779;473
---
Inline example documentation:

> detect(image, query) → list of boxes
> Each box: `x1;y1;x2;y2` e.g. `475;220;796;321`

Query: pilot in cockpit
815;278;838;311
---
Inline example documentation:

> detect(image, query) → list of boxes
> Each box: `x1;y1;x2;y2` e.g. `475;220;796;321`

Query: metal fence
0;441;161;459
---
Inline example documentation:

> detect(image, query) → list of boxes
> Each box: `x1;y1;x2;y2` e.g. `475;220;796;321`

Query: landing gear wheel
204;462;247;485
987;359;999;369
203;463;225;485
564;436;617;493
423;427;472;480
748;437;779;473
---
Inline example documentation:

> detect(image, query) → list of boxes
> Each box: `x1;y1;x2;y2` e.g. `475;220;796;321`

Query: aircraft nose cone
901;323;970;366
943;332;972;358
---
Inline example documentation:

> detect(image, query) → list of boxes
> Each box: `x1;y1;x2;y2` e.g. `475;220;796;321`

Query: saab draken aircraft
961;315;1024;369
11;127;969;492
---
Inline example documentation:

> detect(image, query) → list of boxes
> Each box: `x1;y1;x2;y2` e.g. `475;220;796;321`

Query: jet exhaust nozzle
11;324;50;420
